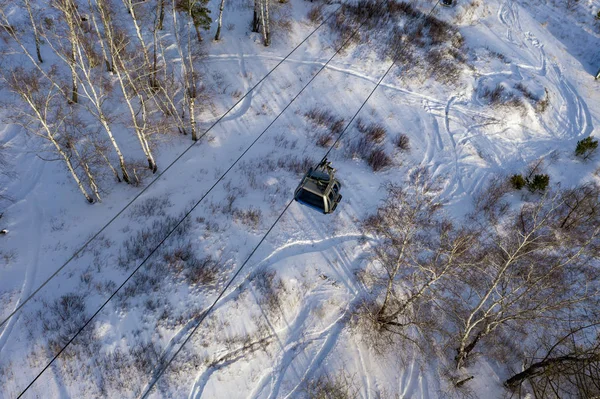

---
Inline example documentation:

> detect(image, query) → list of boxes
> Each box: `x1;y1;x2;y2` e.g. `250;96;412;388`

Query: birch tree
214;0;225;41
172;0;204;141
447;189;600;370
94;0;158;172
156;0;166;30
122;0;157;88
258;0;270;46
23;0;43;63
505;322;600;398
50;0;80;103
43;1;133;182
360;169;475;347
5;68;95;203
252;0;260;32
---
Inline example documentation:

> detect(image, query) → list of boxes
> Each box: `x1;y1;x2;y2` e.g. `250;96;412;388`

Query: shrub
129;197;172;220
277;155;314;174
575;136;598;160
186;255;219;285
316;132;335;148
304;108;345;134
357;119;386;144
307;5;323;23
536;89;550;113
367;148;392;171
514;82;537;102
395;134;410;151
330;0;466;84
527;174;550;192
481;84;506;104
234;207;262;229
510;174;526;190
251;269;284;316
302;372;359;399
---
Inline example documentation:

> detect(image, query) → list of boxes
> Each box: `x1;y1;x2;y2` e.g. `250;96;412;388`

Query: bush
357;119;386;144
575;136;598;160
316;132;335;148
302;372;359;399
510;174;526;190
186;255;219;285
329;0;466;84
307;5;324;24
277;155;314;174
234;207;262;229
367;148;392;171
527;174;550;192
305;108;345;135
128;197;172;220
481;84;506;104
395;134;410;151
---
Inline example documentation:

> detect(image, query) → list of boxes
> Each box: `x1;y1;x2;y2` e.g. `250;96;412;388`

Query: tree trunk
259;0;268;46
52;139;93;203
194;23;203;42
24;0;43;63
157;0;165;30
98;148;121;182
189;94;197;141
72;144;101;202
252;0;260;32
99;115;130;183
505;354;600;389
126;0;156;87
263;0;270;46
215;0;225;41
87;0;113;73
456;330;484;369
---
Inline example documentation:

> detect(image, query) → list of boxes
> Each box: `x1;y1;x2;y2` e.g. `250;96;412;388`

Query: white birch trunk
23;0;43;63
124;0;156;87
215;0;225;41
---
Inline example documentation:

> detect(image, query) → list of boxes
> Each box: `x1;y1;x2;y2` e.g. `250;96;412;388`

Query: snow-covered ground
1;0;599;397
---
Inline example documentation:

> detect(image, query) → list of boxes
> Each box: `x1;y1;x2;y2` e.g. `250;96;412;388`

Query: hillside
0;0;599;397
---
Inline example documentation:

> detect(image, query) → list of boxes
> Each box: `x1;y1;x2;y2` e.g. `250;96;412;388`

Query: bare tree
0;4;70;101
214;0;225;41
50;0;80;103
171;0;204;141
258;0;270;46
94;0;158;172
252;0;260;32
63;113;103;201
23;0;43;63
505;322;600;398
156;0;166;30
358;169;475;350
447;189;600;369
41;2;132;182
4;68;94;203
122;0;157;88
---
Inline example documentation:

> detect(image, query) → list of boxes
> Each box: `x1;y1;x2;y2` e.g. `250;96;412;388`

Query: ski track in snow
185;235;368;398
399;356;421;399
143;235;367;398
282;310;349;399
0;153;44;355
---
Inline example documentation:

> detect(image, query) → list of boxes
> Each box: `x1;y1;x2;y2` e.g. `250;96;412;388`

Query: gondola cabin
294;159;342;214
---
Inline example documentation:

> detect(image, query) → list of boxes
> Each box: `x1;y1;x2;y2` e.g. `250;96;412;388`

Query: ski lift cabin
440;0;454;6
294;159;342;214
